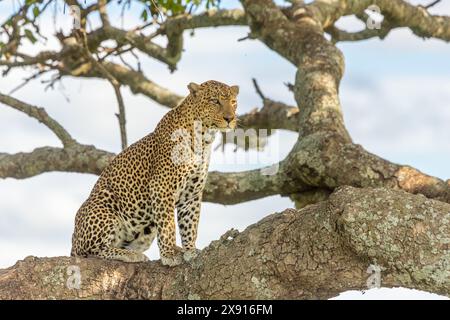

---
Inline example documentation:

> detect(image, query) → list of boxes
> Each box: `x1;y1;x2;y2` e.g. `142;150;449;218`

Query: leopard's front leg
176;146;211;262
177;194;201;262
153;192;183;267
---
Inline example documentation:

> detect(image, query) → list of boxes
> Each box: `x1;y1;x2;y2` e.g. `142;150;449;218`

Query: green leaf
33;6;40;18
140;9;148;21
24;29;37;44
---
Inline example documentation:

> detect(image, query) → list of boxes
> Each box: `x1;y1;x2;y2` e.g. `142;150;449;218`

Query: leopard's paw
160;251;183;267
183;248;200;262
128;252;149;263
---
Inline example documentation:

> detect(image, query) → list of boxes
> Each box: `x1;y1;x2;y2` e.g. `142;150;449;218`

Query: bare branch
113;85;128;150
0;145;113;179
424;0;442;9
8;69;50;94
252;78;266;101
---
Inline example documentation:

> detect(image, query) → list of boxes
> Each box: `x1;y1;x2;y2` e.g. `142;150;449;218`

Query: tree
0;0;449;299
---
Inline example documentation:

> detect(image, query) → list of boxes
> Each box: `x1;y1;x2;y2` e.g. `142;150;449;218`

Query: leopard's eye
210;98;220;105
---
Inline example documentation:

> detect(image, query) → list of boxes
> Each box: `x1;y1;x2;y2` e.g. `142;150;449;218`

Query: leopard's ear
188;82;201;95
230;85;239;96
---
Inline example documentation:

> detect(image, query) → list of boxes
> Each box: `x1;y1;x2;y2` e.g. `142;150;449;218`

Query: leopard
71;80;239;266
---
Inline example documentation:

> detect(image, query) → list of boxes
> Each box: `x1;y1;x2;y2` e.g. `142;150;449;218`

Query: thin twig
425;0;441;9
285;82;295;92
118;54;136;73
79;31;128;149
252;78;266;101
237;35;250;41
113;85;127;150
8;69;49;95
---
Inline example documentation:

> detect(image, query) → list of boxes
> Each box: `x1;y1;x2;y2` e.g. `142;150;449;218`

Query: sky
0;0;449;300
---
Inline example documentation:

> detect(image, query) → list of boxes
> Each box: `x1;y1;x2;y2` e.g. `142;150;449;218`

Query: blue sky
0;0;449;299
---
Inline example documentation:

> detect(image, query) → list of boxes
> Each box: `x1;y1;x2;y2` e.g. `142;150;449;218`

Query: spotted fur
71;80;239;266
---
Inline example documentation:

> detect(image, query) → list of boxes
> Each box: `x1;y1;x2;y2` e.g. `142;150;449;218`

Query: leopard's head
187;80;239;131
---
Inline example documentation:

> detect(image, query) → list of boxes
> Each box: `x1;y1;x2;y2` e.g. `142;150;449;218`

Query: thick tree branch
203;167;298;204
282;131;450;204
1;187;448;299
0;145;114;179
